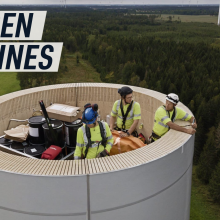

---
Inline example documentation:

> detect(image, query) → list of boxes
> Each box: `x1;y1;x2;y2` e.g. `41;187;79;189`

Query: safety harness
84;121;108;159
165;105;176;126
120;100;133;130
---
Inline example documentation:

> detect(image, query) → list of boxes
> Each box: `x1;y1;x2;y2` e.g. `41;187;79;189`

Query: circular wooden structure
0;83;194;220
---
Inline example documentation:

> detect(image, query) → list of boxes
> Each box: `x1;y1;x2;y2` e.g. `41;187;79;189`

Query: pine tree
196;127;218;184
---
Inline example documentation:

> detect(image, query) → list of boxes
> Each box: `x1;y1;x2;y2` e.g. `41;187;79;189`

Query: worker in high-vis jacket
150;93;197;143
110;86;141;138
74;103;113;160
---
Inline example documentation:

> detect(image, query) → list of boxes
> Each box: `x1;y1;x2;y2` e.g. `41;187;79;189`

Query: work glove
97;150;109;158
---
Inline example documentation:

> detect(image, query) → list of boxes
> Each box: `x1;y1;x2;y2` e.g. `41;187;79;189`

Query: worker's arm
128;119;139;134
167;121;196;135
74;128;84;160
188;116;197;129
104;122;114;154
110;101;118;131
175;107;197;129
110;115;116;131
120;119;139;137
97;123;114;157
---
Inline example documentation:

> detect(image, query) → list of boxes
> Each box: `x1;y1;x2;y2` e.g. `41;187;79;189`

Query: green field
190;166;220;220
0;53;101;97
58;53;101;84
159;14;218;23
134;14;218;23
0;73;20;96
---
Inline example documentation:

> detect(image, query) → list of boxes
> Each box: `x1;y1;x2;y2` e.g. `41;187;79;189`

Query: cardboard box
46;103;81;122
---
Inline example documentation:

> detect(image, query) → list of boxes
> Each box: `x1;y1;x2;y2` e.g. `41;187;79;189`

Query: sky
0;0;219;5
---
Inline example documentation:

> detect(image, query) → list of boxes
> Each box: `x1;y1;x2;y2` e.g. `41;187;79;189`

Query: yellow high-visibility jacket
152;106;192;141
74;121;113;159
111;100;141;130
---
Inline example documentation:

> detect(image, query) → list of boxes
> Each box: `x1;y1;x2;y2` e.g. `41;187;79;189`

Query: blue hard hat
82;107;98;124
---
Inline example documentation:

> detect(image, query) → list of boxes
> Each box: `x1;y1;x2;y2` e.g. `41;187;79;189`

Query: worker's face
124;93;133;104
87;119;97;128
165;100;175;111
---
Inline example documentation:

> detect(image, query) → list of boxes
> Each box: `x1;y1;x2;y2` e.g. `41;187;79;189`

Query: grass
0;52;101;96
58;52;101;83
190;166;220;220
0;73;20;96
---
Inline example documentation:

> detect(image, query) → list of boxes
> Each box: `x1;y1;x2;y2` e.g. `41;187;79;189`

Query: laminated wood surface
0;83;193;176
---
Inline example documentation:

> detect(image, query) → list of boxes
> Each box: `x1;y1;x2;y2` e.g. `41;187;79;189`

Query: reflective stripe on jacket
152;106;191;140
111;100;141;130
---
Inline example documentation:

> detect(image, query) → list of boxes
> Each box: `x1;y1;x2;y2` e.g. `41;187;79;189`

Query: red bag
41;145;62;160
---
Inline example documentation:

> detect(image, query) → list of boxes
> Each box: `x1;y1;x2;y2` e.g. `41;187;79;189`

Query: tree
196;127;219;184
66;36;77;52
76;54;80;65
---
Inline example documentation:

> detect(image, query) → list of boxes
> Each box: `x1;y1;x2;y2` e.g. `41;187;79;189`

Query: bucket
64;119;83;147
42;119;65;149
24;144;46;158
0;137;13;147
10;141;28;152
28;116;46;145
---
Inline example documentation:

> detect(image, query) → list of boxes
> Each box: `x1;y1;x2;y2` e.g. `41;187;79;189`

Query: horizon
0;3;219;5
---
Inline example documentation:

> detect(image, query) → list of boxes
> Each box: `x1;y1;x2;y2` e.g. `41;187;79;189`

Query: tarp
110;130;146;156
4;125;29;142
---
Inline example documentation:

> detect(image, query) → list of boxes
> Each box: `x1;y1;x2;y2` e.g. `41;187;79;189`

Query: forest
1;5;220;204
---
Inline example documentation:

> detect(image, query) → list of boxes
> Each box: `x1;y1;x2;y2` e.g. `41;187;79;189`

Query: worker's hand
119;132;129;138
110;128;115;132
97;150;109;158
186;128;196;135
191;122;197;129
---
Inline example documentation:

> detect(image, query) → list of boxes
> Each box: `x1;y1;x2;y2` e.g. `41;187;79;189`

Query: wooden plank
11;157;29;173
97;158;108;172
64;160;71;175
90;159;98;174
93;158;104;173
0;153;22;171
81;159;86;175
99;157;108;172
105;157;117;171
75;160;79;175
42;160;54;175
78;159;82;175
18;158;38;174
56;161;65;175
26;159;44;175
68;160;74;175
117;153;136;167
87;159;93;174
33;159;48;175
84;159;89;175
101;156;113;172
48;160;60;176
54;161;64;176
110;156;123;170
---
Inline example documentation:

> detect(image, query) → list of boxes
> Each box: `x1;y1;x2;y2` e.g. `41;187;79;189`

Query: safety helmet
118;86;133;97
82;103;98;124
166;93;179;105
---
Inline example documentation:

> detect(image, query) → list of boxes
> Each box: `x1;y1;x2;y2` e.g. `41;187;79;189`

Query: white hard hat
166;93;179;104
